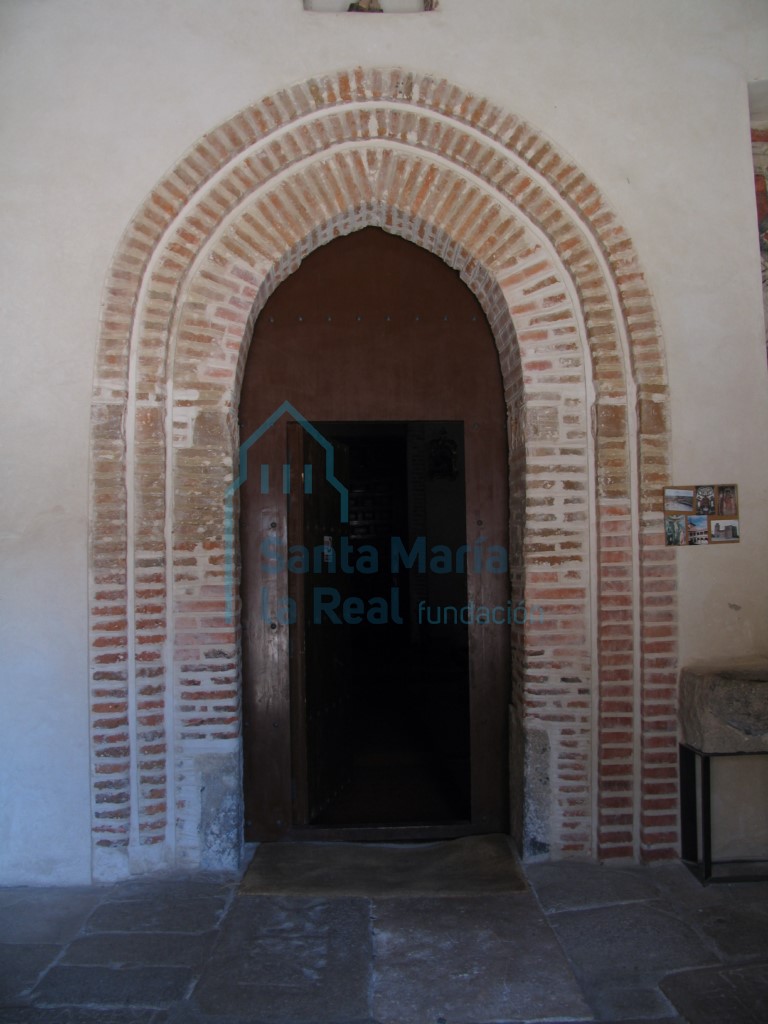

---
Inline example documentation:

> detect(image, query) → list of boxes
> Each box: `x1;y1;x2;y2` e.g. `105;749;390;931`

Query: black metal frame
679;743;768;884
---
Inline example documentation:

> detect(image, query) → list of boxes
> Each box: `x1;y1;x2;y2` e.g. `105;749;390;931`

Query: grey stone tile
0;890;28;908
526;861;660;913
661;961;768;1024
160;1008;377;1024
645;862;761;912
582;978;679;1021
0;889;102;944
0;943;60;1004
101;879;236;903
648;863;768;913
691;903;768;961
0;1007;162;1023
242;835;526;897
370;894;591;1024
32;964;195;1009
714;879;768;908
633;864;768;965
548;900;718;988
562;1019;684;1024
192;895;371;1022
84;897;226;935
60;931;217;968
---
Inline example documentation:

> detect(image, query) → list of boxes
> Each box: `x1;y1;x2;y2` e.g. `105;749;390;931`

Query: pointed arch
89;67;676;879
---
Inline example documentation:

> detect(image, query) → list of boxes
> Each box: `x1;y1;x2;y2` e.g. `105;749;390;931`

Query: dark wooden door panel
287;424;352;824
240;227;510;841
241;427;291;840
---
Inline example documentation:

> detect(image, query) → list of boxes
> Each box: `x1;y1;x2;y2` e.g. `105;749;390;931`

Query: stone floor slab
85;897;226;935
192;896;371;1022
582;977;679;1021
0;942;60;1004
0;1009;162;1024
573;1019;685;1024
690;903;768;961
0;889;102;944
3;856;768;1024
161;1010;377;1024
548;900;719;987
242;835;526;897
101;880;236;903
32;964;195;1009
647;863;768;913
61;931;217;968
661;961;768;1024
370;893;591;1024
526;862;661;914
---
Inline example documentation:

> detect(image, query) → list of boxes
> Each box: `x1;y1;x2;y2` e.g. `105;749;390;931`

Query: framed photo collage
663;485;740;547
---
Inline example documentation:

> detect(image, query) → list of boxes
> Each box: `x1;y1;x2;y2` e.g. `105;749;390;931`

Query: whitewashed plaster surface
1;0;767;882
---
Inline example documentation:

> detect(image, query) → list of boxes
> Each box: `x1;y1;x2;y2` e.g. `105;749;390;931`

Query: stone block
0;943;60;1004
241;835;525;897
370;894;590;1024
0;1009;160;1024
525;860;658;913
523;727;551;859
0;889;101;945
679;660;768;753
661;962;768;1024
84;895;225;934
546;899;716;989
32;964;194;1009
198;752;243;872
60;931;216;968
695;903;768;961
192;896;371;1021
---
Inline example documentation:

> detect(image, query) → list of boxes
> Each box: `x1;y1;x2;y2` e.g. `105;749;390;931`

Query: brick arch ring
89;67;677;880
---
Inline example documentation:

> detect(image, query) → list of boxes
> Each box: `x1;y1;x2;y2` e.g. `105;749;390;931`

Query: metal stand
679;744;768;884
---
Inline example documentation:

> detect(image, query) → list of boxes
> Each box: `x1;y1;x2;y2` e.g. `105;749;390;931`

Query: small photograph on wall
664;487;694;513
665;514;687;546
664;483;740;546
717;484;738;517
710;518;740;542
695;485;716;515
687;515;709;545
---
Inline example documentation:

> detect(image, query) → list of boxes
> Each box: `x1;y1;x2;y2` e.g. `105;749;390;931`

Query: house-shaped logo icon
224;400;349;623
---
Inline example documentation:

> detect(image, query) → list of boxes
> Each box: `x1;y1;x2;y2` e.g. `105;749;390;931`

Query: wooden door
240;227;510;842
287;424;352;825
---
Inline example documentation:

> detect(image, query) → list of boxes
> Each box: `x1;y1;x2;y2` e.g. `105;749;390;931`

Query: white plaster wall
1;0;767;882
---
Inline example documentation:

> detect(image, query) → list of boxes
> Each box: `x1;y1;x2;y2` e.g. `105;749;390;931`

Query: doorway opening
290;420;471;831
239;226;510;843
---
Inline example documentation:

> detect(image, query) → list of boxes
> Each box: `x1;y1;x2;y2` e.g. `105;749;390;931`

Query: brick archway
89;68;676;880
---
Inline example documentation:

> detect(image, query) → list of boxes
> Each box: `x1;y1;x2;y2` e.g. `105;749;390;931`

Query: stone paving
1;856;767;1023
